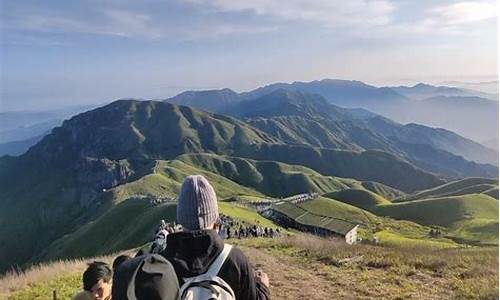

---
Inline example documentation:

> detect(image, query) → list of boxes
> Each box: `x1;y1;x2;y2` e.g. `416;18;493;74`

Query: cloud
3;3;277;41
8;9;163;39
190;0;396;27
429;1;497;25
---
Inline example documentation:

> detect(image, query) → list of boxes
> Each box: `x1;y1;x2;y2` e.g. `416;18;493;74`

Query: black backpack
113;254;180;300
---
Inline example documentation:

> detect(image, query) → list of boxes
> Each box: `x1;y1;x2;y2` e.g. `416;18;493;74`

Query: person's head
176;175;219;231
155;229;168;246
112;255;131;272
83;261;112;300
112;255;180;300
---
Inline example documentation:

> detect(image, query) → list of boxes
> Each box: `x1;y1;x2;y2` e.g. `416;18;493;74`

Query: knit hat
176;175;219;230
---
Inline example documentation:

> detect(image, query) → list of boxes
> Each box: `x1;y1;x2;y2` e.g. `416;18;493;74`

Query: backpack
179;244;235;300
113;254;180;300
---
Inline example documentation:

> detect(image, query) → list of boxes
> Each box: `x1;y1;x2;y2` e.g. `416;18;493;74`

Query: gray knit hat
176;175;219;230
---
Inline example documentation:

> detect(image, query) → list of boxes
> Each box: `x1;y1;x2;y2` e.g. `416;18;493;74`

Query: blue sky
0;0;498;111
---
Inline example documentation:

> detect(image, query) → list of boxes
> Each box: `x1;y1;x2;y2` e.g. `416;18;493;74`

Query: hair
83;261;112;291
112;255;131;271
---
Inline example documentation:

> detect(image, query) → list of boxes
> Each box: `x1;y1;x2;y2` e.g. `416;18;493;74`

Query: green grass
218;202;278;228
233;234;497;299
110;173;182;203
272;196;461;246
8;273;81;300
5;234;497;300
482;187;499;199
374;230;457;248
374;194;498;227
175;153;365;197
360;181;405;200
323;189;391;211
42;199;177;261
399;177;499;201
298;196;378;224
450;218;499;245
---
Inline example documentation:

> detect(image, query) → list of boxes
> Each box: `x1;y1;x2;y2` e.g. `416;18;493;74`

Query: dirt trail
240;246;454;300
241;246;353;299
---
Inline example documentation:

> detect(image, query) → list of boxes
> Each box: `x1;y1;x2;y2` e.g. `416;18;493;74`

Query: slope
324;189;391;211
399;177;499;201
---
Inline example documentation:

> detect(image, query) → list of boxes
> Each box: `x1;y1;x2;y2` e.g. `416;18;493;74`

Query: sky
0;0;498;111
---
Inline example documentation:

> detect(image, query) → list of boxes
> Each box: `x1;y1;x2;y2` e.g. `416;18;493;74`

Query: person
72;261;112;300
112;255;131;272
161;175;270;300
151;229;169;253
112;254;180;300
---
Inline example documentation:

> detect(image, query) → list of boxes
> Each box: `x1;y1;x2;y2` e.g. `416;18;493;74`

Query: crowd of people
72;175;271;300
217;221;282;240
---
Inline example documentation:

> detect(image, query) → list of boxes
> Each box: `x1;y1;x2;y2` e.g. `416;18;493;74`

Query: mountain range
167;79;498;145
0;99;439;271
3;79;497;157
0;79;498;273
167;88;498;168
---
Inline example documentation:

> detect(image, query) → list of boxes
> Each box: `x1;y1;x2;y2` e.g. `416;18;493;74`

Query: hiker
112;254;180;300
161;175;271;300
113;255;132;272
151;229;169;253
72;261;113;300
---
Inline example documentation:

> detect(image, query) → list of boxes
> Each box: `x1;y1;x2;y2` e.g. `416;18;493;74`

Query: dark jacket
161;230;270;300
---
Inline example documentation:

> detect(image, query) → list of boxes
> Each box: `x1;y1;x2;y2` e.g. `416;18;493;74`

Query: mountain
225;90;498;177
0;135;45;156
166;79;498;146
236;79;498;144
405;96;498;143
165;88;242;113
242;79;410;110
0;105;97;156
391;83;498;101
440;80;499;95
398;177;499;201
482;138;499;151
359;117;498;166
0;99;446;272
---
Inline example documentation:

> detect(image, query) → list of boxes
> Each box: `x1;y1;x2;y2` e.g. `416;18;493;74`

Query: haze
0;0;498;111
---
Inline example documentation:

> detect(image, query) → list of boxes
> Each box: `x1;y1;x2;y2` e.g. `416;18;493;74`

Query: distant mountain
401;96;498;143
226;90;498;174
165;88;241;113
0;105;97;156
392;83;498;101
211;79;498;144
440;80;499;95
359;117;498;166
0;99;447;272
0;118;60;143
0;135;45;156
166;88;498;174
482;138;499;151
242;79;410;110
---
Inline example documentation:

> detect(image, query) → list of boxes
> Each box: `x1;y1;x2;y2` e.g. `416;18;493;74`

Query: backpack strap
206;244;233;277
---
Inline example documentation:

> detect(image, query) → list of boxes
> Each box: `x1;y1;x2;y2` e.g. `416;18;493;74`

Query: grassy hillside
323;189;391;211
40;199;176;261
399;177;499;201
375;194;498;227
239;143;444;192
360;181;405;200
174;153;367;197
271;196;460;247
40;199;277;263
4;235;498;300
297;196;378;225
